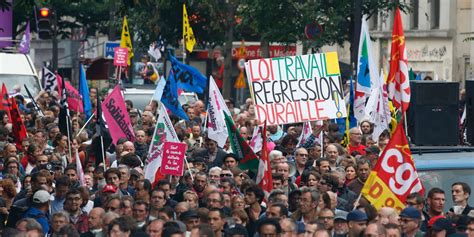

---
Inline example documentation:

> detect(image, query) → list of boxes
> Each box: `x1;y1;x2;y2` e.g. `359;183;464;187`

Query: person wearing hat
430;217;456;236
347;210;368;237
23;189;51;234
191;156;207;172
225;224;248;237
334;210;349;237
365;145;381;167
400;206;424;237
180;210;200;234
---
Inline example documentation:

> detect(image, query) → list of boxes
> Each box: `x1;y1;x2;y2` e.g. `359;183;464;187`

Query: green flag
409;68;415;80
224;112;259;172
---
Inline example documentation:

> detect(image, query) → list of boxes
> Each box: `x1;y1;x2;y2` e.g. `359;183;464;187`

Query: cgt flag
361;120;424;211
388;8;410;113
120;16;134;66
57;74;84;113
182;4;196;52
9;97;27;150
101;85;135;145
1;84;12;122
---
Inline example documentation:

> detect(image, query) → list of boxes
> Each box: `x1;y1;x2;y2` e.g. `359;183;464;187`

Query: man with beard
64;189;89;234
193;172;207;203
348;158;371;195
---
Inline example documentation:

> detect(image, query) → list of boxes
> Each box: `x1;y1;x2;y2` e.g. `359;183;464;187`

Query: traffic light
38;7;52;39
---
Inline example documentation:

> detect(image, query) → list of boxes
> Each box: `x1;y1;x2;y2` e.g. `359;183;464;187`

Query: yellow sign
120;16;134;66
183;4;196;52
234;71;246;89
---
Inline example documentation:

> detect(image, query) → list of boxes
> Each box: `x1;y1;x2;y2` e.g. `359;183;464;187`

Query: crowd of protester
0;88;472;237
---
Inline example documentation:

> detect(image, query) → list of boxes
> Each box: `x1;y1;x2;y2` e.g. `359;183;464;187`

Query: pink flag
57;74;84;113
101;85;135;145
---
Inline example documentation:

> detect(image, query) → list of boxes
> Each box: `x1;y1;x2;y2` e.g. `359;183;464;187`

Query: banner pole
100;135;106;170
75;111;96;137
66;117;73;163
184;157;194;182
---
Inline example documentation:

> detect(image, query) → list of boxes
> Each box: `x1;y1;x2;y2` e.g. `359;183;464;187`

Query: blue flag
161;71;189;120
169;54;207;94
79;64;92;118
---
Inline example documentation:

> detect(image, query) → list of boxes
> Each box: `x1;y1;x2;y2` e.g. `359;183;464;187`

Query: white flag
354;16;378;122
365;70;391;140
151;76;166;102
145;104;179;184
207;76;231;148
250;126;263;153
75;151;86;187
41;67;58;92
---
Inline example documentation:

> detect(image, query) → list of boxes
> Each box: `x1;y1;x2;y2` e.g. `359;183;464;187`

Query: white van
0;52;42;98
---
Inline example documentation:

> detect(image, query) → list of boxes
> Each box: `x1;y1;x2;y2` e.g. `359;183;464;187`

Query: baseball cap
225;224;248;237
102;184;118;193
347;210;368;222
334;210;348;221
399;206;421;219
130;169;141;178
432;218;456;235
33;190;51;204
365;145;381;154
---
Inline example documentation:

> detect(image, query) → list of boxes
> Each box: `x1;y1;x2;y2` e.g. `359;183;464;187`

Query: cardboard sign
245;52;347;125
161;142;187;176
113;47;129;67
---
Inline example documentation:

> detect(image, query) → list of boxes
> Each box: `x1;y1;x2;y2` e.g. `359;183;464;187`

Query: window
430;0;440;29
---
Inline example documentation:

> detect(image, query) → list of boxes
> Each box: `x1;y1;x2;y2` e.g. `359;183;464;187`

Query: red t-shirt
348;144;366;156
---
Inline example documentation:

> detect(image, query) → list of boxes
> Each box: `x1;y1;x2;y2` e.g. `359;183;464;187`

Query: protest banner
114;47;128;67
161;141;186;176
101;85;135;145
245;52;347;125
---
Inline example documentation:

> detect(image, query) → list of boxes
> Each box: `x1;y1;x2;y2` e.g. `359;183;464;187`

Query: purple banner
0;1;13;48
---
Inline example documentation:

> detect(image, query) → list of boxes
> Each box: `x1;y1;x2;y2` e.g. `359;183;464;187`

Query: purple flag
18;22;31;54
0;2;13;48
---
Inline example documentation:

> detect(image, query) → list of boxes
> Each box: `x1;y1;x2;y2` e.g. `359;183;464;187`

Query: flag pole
184;157;194;181
75;111;96;137
320;130;324;159
100;135;106;170
182;40;186;64
66;116;73;163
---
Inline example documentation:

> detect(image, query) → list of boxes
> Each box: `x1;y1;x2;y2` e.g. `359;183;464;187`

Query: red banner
361;121;424;211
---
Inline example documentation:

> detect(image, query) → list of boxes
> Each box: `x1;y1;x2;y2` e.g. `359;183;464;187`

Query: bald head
89;207;106;230
123;141;135;153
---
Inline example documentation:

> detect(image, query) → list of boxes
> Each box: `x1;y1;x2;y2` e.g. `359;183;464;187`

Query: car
412;147;474;212
122;84;198;111
0;51;41;98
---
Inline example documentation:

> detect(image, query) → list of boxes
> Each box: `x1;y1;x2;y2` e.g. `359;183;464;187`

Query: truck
0;51;42;98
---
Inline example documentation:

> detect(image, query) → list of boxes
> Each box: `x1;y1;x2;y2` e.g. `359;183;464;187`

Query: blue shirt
23;207;49;234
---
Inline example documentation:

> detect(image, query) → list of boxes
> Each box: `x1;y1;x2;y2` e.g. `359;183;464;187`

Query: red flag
57;74;84;113
361;119;424;211
0;84;12;122
9;98;27;150
256;122;272;193
387;8;410;113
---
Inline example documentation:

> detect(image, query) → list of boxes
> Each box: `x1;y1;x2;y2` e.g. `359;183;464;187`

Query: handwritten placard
114;47;129;67
161;141;187;176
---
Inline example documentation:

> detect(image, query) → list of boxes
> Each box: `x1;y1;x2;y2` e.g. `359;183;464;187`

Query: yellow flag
120;16;134;65
183;4;196;52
